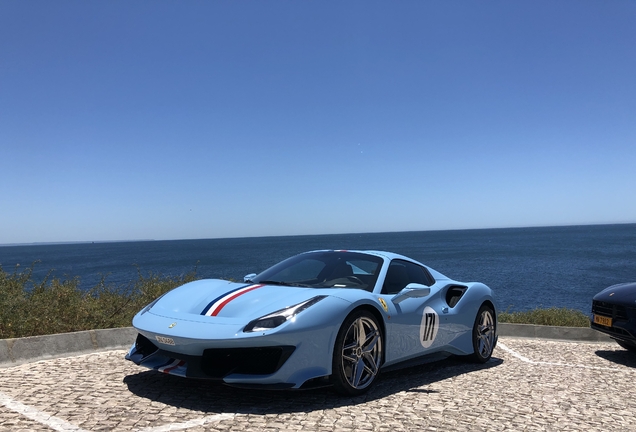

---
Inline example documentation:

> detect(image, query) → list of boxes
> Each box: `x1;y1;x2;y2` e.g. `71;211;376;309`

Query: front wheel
331;310;383;395
469;304;497;363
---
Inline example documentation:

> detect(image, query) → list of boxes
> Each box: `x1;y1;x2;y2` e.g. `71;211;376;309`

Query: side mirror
244;273;257;283
391;283;431;304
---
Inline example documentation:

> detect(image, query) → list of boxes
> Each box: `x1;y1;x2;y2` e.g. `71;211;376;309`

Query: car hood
147;279;336;321
594;282;636;306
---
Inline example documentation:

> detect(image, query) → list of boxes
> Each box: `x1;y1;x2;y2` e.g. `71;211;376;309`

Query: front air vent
201;346;295;378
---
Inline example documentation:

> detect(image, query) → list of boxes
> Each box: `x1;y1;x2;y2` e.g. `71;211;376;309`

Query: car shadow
123;356;504;414
595;349;636;368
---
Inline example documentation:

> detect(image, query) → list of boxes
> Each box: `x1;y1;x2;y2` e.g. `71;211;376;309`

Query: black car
591;282;636;352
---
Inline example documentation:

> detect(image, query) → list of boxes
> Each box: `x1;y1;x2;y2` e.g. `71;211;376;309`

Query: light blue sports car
126;250;497;395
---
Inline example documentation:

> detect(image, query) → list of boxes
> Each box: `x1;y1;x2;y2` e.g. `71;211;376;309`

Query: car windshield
251;251;383;292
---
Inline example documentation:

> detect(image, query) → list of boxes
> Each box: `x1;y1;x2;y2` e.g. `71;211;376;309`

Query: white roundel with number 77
420;306;439;348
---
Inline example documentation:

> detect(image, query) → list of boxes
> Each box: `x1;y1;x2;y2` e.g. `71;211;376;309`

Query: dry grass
498;307;590;327
0;263;197;339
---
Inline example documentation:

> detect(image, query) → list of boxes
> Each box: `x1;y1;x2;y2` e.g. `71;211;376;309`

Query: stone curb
0;324;613;368
0;327;137;368
498;322;612;342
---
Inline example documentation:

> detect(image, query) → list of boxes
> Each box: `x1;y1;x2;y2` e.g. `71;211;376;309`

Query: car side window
382;260;434;294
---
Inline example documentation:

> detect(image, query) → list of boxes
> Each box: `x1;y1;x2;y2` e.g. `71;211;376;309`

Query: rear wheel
469;304;496;363
331;310;383;395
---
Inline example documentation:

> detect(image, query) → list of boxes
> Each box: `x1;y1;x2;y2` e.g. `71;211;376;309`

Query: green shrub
498;307;590;327
0;263;198;339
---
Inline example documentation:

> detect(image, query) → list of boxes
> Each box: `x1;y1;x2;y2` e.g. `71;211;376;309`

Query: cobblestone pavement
1;338;635;431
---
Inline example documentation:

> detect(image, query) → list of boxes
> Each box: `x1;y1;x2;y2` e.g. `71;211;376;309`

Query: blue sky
1;1;635;244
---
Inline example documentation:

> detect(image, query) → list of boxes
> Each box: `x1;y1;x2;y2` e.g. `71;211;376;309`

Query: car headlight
244;296;326;332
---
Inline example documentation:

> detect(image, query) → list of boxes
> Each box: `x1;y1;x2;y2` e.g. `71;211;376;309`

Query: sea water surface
1;224;635;314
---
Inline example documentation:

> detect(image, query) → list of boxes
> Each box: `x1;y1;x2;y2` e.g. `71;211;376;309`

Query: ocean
1;224;635;314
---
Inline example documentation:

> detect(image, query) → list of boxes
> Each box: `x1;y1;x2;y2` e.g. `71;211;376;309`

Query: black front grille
592;301;628;321
201;346;295;378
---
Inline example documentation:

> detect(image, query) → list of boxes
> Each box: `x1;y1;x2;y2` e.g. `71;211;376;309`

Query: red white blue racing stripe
201;284;264;317
158;359;186;374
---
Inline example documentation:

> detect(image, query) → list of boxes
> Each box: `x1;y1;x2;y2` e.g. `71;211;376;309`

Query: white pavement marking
134;413;237;432
0;388;236;432
497;342;624;372
0;391;88;432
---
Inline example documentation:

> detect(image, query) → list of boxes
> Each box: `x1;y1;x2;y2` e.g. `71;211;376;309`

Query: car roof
302;249;451;281
304;249;419;263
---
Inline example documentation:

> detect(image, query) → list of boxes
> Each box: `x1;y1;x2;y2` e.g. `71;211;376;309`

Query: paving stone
0;339;635;430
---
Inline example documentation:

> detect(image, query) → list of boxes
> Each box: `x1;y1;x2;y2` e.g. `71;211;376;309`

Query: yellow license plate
594;314;612;327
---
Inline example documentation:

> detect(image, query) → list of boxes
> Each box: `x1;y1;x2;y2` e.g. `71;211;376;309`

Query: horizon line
2;221;635;248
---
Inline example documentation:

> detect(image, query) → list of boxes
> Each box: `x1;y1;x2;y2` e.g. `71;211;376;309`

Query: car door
379;259;449;364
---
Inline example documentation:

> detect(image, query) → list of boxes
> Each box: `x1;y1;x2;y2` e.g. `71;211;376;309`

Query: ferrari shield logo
378;298;389;312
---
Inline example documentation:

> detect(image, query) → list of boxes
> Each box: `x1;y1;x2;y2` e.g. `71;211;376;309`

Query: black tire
615;340;636;353
469;304;497;363
331;310;383;396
